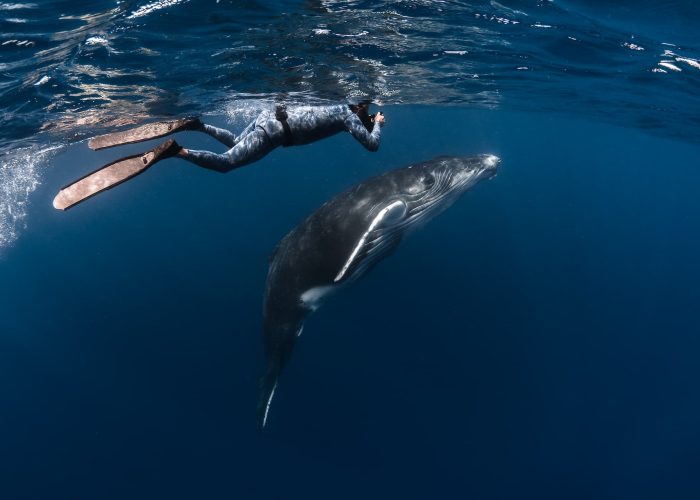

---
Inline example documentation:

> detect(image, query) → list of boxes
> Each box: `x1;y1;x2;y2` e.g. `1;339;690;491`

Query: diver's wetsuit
183;104;382;172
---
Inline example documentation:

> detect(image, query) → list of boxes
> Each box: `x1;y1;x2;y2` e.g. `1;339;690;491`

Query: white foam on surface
0;145;60;253
0;3;37;10
622;42;644;51
658;61;682;72
127;0;187;20
1;39;35;47
85;36;109;46
676;57;700;70
34;75;50;86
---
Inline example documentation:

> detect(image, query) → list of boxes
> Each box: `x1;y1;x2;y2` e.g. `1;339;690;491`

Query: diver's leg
178;127;275;173
199;120;256;148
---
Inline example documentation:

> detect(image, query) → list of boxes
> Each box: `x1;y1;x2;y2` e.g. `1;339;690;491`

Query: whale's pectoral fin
334;232;402;284
334;199;407;283
256;360;281;430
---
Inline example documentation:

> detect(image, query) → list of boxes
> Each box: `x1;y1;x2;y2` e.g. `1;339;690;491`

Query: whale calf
258;154;500;427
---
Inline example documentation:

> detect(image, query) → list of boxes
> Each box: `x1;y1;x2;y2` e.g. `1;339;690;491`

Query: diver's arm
344;113;382;151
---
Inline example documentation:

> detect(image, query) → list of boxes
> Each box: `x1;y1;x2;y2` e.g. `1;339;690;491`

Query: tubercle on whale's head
480;154;501;174
434;154;501;190
455;153;500;179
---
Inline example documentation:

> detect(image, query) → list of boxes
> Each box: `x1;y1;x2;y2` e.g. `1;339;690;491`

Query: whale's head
393;154;500;228
419;153;499;191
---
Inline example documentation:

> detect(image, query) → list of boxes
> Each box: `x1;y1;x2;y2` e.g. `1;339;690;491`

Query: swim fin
53;139;181;211
88;117;202;150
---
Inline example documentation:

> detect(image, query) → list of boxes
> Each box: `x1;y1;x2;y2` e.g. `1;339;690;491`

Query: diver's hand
374;111;385;126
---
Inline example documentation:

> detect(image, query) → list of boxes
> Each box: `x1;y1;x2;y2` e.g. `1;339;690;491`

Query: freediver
176;101;385;172
53;102;385;210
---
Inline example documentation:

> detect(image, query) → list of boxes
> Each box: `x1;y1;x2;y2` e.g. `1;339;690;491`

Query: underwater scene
1;1;700;499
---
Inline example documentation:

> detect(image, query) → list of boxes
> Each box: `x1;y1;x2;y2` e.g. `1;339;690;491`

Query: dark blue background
2;106;700;499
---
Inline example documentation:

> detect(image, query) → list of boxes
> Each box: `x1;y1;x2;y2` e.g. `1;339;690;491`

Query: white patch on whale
300;285;336;311
262;381;278;428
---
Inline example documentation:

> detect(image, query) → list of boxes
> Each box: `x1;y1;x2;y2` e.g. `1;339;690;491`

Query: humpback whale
258;154;500;428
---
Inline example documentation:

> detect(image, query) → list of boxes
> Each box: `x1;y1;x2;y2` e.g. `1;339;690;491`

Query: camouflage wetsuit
184;104;382;172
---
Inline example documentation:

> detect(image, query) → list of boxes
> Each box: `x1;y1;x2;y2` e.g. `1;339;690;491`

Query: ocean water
2;1;700;499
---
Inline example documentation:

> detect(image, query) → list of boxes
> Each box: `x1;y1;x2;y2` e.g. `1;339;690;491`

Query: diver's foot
180;117;204;131
150;139;182;162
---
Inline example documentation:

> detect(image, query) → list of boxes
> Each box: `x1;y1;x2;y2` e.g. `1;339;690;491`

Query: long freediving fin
88;117;201;150
53;139;181;211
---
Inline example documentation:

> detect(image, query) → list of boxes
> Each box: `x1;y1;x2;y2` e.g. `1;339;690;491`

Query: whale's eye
422;173;435;188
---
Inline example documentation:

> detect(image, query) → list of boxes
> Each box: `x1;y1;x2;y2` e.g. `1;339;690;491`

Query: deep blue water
2;2;700;499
